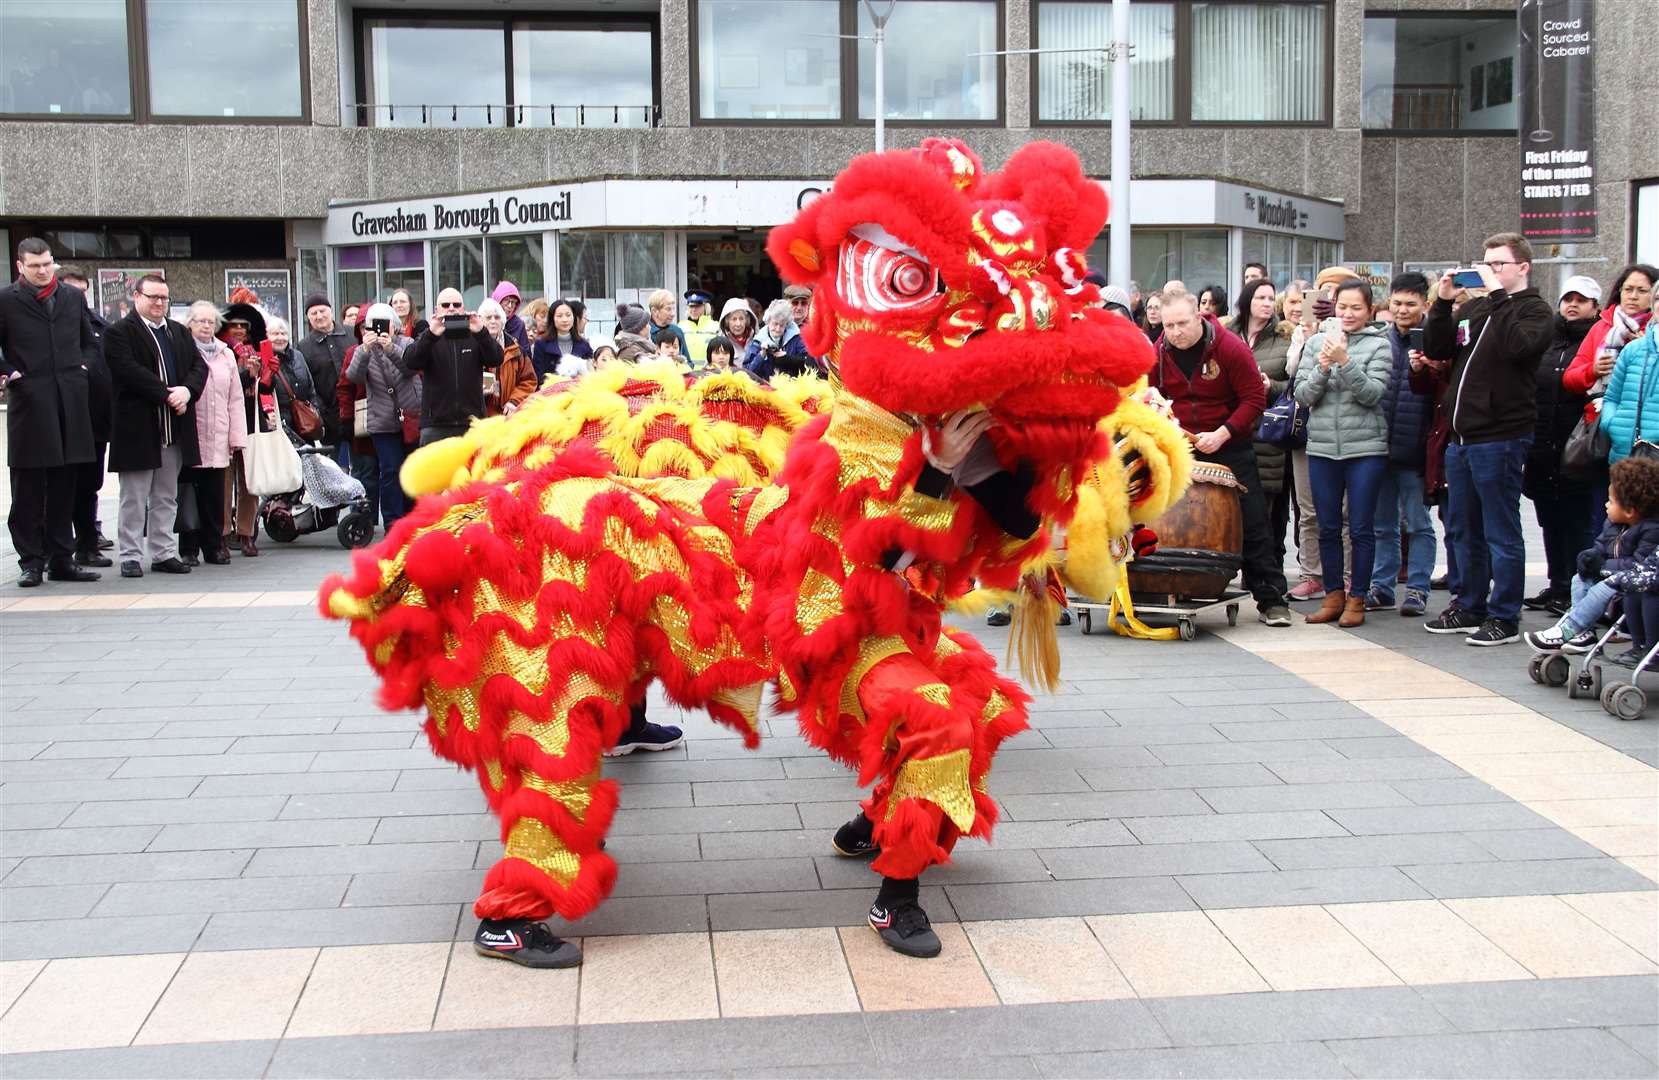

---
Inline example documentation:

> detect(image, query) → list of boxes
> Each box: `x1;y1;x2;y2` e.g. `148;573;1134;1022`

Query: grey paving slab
308;748;451;772
1033;1041;1351;1079
999;789;1215;822
244;840;480;877
865;999;1170;1062
92;874;351;917
1176;866;1432;908
1325;1027;1657;1079
0;776;203;805
278;788;489;820
61;795;290;827
576;1013;874;1076
0;1038;279;1079
1414;975;1659;1033
555;893;712;937
1327;737;1440;759
985;818;1154;849
1147;985;1455;1046
0;758;124;782
0;720;164;742
1609;1026;1659;1066
194;902;460;950
1214;717;1401;742
194;770;400;797
690;776;865;806
1038;840;1274;880
610;803;804;836
389;768;477;791
1326;803;1558;835
1266;758;1469;784
981;768;1093;795
2;824;161;857
945;875;1195;921
730;1056;1044;1078
706;885;951;932
268;1028;576;1078
342;869;483;907
227;732;418;753
113;751;319;778
1463;828;1610;861
816;848;1051;889
1039;725;1221;749
0;883;110;921
994;745;1166;769
1022;708;1116;729
1252;834;1497;871
0;803;74;829
1146;740;1345;765
697;829;839;862
157;717;340;739
370;813;497;844
1197;780;1412;813
1388;777;1511;805
1;912;207;960
1121;810;1350;845
1271;701;1373;720
148;818;379;851
611;856;820;898
1;849;254;886
1076;762;1283;791
1400;857;1658;899
602;756;787;783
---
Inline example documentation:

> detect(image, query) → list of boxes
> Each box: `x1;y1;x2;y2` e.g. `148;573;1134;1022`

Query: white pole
875;23;886;152
1109;0;1132;290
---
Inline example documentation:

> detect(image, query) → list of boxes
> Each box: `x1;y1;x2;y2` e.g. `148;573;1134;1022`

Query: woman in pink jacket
179;301;249;565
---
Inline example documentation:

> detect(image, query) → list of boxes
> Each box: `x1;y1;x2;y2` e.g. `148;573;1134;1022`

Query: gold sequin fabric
885;748;976;833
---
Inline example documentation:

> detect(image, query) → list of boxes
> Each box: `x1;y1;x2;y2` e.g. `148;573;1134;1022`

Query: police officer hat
684;290;712;305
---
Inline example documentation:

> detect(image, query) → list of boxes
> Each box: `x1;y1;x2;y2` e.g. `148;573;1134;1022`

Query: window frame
352;8;661;129
0;0;311;124
1029;0;1333;129
1358;9;1518;139
688;0;1006;127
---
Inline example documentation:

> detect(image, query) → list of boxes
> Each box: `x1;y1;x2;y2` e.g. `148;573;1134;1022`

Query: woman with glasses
179;301;247;566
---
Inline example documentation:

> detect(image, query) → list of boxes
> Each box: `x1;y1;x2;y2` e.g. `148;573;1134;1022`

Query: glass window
380;242;427;321
146;0;303;117
513;23;654;128
487;236;546;301
1637;182;1659;267
434;237;488;309
698;0;840;120
298;248;327;307
364;19;507;127
559;234;609;300
1190;2;1326;123
1036;2;1174;122
1362;15;1515;132
0;1;130;116
336;246;377;310
859;1;999;121
617;233;665;291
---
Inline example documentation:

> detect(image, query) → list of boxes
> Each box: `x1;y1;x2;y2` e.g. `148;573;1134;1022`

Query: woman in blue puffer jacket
1600;322;1659;463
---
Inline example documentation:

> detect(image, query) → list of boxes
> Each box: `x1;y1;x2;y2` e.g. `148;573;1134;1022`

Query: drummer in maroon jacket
1151;287;1291;626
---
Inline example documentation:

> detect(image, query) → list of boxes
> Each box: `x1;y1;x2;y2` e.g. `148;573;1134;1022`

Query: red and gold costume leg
853;628;1029;879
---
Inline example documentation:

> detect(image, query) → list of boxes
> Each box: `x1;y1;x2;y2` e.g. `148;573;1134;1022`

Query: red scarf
33;276;57;302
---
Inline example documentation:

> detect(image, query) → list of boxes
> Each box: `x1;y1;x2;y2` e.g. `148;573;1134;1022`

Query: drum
1126;461;1244;600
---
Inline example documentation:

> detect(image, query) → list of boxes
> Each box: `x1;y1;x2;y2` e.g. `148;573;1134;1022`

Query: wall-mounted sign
1211;181;1346;240
1518;0;1597;243
1348;262;1395;295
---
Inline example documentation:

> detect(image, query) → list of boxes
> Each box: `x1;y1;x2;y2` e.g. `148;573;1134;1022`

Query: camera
370;318;391;335
443;313;470;334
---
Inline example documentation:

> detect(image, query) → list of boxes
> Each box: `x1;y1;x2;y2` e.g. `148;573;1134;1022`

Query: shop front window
513;23;655;128
1036;1;1174;122
0;1;131;117
558;234;608;302
336;246;377;311
487;236;547;301
697;0;840;120
380;242;428;322
1190;2;1326;123
434;237;488;309
146;0;304;117
1361;15;1515;133
857;0;999;121
364;19;508;127
617;233;666;291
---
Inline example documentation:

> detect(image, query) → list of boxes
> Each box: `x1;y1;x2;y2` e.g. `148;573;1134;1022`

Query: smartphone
1451;268;1486;289
370;318;391;335
481;370;499;396
1408;327;1425;351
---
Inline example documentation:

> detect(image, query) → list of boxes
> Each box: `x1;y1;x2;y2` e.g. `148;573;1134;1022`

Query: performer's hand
1193;428;1229;454
923;409;994;472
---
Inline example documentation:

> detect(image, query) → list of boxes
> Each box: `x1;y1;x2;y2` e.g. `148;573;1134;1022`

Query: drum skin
1126;462;1243;600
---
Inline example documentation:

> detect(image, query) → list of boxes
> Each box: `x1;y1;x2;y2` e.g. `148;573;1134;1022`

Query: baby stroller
261;445;376;549
1539;614;1659;721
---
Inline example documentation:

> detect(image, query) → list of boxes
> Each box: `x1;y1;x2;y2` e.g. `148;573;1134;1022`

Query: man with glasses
406;287;500;446
1420;232;1554;646
0;238;103;587
103;274;204;578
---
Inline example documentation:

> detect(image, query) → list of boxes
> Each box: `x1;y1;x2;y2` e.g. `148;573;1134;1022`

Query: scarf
1607;308;1650;356
33;276;58;302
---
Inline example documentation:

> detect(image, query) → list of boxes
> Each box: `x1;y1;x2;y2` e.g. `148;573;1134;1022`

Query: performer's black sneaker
473;918;582;968
868;900;942;958
831;813;879;858
605;722;684;757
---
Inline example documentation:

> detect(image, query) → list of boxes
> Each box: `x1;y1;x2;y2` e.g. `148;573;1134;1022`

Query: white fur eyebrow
850;222;924;260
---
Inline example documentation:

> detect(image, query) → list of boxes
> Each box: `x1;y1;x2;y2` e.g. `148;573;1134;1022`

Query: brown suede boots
1304;589;1366;627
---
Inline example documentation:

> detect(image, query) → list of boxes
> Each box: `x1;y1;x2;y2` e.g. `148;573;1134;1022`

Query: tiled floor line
1;893;1654;1054
1218;621;1659;884
0;590;317;613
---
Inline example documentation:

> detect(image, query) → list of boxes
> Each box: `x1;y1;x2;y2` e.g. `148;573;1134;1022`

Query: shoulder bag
1629;348;1659;463
1257;387;1308;450
242;424;304;496
276;368;323;442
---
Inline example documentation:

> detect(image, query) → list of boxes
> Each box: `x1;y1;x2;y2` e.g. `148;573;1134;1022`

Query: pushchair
1536;613;1659;721
260;445;376;549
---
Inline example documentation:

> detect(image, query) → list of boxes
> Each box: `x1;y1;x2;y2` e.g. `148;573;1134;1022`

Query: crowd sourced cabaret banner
1518;0;1597;243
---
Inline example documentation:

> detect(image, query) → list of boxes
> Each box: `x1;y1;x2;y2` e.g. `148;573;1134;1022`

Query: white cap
365;302;396;326
1559;274;1603;303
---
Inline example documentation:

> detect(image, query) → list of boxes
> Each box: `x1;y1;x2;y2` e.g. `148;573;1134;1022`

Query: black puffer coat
1524;315;1598;500
1379;324;1436;472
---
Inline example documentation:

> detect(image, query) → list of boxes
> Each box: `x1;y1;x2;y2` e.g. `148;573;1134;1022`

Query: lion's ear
767;199;828;285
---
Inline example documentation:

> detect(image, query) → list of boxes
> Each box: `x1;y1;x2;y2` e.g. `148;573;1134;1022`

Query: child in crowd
653;327;684;363
1525;457;1659;652
705;336;737;373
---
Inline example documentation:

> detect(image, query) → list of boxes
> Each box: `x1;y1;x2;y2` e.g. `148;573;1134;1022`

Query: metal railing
353;103;659;128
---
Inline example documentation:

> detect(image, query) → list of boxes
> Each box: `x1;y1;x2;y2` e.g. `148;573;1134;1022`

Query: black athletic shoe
604;721;684;757
1424;607;1485;634
1056;609;1072;627
986;608;1012;627
831;814;879;858
1466;618;1521;647
1603;648;1648;668
869;900;942;958
1522;587;1566;612
473;918;582;968
1430;574;1450;591
73;550;113;568
120;561;143;578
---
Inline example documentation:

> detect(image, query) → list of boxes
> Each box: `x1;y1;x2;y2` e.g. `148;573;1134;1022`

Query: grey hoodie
1292;319;1393;460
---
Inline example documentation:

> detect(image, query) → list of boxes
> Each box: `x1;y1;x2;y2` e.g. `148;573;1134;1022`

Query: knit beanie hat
304;293;332;315
617;304;649;335
1314;266;1356;291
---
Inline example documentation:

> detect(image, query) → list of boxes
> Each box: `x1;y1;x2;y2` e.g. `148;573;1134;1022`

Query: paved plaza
1;502;1657;1077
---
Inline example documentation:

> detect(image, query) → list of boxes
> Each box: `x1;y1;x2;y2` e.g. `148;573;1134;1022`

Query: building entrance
685;231;783;309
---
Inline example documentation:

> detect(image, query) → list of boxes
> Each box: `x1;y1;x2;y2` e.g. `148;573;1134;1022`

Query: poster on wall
224;269;292;326
1518;0;1596;243
1404;261;1459;283
1348;262;1395;296
96;268;163;323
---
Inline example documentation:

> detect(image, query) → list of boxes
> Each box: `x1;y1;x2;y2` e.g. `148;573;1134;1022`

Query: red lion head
768;138;1154;455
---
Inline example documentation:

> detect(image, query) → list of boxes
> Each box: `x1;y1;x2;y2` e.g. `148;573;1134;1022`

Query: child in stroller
261;443;377;549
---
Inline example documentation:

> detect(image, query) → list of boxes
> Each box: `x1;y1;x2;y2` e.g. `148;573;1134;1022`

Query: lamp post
865;0;896;151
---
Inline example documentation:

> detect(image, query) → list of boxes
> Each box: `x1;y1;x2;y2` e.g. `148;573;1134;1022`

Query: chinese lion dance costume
322;138;1191;964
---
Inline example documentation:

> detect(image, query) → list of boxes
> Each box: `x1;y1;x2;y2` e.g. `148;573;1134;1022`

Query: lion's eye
888;258;931;298
839;234;943;315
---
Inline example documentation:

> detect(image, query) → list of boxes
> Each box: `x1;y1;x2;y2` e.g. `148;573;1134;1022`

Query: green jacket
1248;322;1295;494
1292;320;1392;460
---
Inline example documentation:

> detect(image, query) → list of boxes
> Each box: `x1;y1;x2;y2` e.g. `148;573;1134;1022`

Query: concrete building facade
1;0;1652;330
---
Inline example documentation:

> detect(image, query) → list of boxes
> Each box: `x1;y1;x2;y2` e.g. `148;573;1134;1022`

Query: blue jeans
1371;465;1436;603
1560;577;1617;638
369;433;411;528
1444;437;1531;623
1308;455;1387;596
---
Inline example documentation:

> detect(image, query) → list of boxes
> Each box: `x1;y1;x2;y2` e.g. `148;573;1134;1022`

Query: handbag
243;425;304;496
1560;401;1612;478
1257;388;1308;450
1629;350;1659;463
277;369;322;441
173;479;200;535
354;396;370;438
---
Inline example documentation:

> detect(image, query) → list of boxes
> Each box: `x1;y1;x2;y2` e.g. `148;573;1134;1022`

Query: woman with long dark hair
531;298;595;382
1236;279;1296;567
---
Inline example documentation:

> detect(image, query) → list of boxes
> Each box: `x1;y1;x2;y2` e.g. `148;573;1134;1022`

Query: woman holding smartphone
1292;279;1393;626
347;303;420;529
